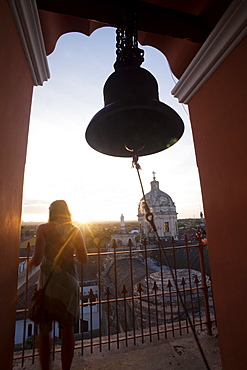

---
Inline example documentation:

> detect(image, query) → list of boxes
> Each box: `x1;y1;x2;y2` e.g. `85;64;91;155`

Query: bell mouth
85;98;184;158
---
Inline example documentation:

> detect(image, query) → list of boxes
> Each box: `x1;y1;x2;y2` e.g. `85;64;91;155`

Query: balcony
14;234;220;369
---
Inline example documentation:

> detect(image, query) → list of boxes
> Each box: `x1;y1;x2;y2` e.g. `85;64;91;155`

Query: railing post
112;239;119;348
143;239;152;342
105;286;111;350
80;258;84;356
89;288;94;353
128;238;136;345
21;242;31;367
97;240;102;352
196;231;212;335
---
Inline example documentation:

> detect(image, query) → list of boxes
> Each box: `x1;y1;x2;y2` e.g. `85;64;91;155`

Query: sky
21;27;204;223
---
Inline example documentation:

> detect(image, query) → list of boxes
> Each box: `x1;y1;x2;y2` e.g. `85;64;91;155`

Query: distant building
110;214;137;249
138;172;178;241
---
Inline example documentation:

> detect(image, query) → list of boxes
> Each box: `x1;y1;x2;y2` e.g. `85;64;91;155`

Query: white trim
172;0;247;103
8;0;50;86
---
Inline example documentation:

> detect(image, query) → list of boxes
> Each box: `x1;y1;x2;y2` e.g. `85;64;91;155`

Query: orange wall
0;1;33;368
188;36;247;369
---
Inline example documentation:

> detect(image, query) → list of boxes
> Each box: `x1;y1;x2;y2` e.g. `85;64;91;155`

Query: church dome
138;173;176;216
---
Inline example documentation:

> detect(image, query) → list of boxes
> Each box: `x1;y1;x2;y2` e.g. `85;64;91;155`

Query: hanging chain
132;155;211;370
115;1;144;69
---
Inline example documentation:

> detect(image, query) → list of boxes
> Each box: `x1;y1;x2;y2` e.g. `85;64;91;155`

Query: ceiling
36;0;233;77
36;0;233;44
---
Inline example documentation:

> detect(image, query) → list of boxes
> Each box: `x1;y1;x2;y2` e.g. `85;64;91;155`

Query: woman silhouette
27;200;88;370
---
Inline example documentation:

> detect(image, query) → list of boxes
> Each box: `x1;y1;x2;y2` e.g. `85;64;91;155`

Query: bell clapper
131;153;141;170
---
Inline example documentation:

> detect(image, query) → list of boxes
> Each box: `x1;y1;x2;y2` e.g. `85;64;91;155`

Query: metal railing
13;234;215;367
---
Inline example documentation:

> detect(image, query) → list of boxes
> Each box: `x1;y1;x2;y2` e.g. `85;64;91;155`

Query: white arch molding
8;0;50;85
172;0;247;103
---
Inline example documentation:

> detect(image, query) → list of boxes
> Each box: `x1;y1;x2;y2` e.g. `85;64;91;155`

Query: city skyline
22;27;203;223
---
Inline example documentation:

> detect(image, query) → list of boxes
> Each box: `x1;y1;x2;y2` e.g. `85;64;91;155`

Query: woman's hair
48;200;72;224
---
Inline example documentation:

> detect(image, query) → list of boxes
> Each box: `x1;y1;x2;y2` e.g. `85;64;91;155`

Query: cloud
23;198;48;207
22;199;49;218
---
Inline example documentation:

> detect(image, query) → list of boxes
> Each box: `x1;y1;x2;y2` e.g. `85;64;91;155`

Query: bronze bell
85;64;184;157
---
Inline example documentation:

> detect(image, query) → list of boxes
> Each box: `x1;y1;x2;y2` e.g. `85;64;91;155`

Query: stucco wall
0;0;33;368
188;35;247;370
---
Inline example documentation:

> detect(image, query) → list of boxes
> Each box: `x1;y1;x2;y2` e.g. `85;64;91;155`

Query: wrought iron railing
13;235;215;367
